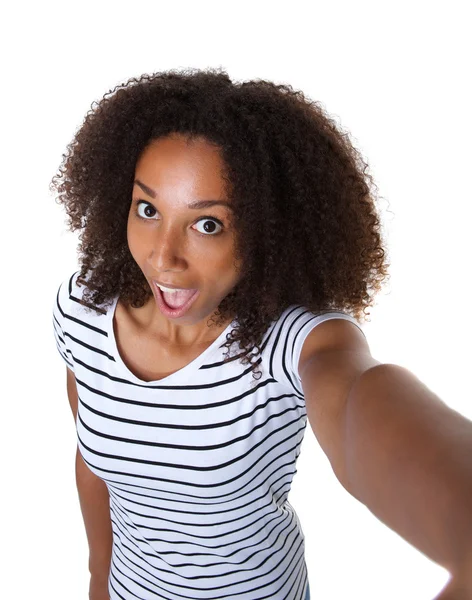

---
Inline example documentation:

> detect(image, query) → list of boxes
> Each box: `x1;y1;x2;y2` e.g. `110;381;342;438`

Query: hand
433;562;472;600
89;576;110;600
434;577;471;600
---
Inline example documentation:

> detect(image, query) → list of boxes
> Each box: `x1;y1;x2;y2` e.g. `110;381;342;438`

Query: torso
112;300;229;382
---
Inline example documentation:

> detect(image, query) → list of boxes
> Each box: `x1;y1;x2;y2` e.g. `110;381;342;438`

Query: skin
125;132;243;348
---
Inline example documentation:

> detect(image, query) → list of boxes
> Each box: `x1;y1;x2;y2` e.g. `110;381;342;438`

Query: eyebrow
134;179;232;211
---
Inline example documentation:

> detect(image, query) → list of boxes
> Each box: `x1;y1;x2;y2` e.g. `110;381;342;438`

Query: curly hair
50;67;390;380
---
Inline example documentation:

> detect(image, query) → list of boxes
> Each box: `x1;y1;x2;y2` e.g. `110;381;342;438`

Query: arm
344;363;472;580
299;319;472;585
76;451;113;585
66;368;113;587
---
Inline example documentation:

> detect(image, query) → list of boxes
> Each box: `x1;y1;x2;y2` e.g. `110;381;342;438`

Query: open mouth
152;281;199;318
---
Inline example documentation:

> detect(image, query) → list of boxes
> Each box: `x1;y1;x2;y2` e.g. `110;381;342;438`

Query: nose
147;225;187;273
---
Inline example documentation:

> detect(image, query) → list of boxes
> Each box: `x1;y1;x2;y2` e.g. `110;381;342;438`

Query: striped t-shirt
52;270;364;600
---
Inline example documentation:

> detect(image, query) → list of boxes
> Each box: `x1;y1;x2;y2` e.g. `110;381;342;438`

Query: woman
51;68;472;600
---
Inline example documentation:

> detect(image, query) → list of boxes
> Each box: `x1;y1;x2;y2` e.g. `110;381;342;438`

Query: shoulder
270;304;369;372
54;270;79;317
55;270;107;316
260;305;372;393
298;313;371;376
56;269;83;302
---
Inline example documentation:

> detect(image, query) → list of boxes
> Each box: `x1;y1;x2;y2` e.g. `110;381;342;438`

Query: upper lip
152;279;197;291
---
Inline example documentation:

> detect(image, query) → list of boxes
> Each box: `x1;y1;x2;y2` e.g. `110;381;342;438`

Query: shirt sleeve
52;272;77;373
265;305;367;396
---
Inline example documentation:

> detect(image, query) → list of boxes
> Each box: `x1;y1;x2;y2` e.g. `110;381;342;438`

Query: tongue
162;289;196;309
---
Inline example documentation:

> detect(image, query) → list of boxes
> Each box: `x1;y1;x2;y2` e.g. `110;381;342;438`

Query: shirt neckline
107;294;236;385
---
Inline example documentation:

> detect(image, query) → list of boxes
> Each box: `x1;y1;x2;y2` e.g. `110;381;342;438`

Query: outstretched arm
299;318;472;597
344;363;472;595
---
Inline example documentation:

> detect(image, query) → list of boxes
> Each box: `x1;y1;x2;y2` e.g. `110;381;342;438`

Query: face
127;133;242;336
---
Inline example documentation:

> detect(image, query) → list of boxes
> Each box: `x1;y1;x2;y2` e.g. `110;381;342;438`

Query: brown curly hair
50;67;390;380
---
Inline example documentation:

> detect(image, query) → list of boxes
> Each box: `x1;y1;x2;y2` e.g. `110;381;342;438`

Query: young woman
51;68;472;600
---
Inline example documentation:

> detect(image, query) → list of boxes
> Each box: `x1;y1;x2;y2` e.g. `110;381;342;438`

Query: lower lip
152;282;200;319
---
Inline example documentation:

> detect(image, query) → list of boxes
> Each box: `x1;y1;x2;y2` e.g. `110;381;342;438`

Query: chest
112;303;215;382
74;304;308;497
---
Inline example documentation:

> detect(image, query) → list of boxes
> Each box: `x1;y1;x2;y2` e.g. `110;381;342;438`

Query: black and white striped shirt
52;270;363;600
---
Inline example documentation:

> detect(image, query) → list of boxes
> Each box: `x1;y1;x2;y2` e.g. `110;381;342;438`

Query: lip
152;281;200;319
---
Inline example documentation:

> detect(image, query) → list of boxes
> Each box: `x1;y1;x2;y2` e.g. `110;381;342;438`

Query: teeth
156;284;184;294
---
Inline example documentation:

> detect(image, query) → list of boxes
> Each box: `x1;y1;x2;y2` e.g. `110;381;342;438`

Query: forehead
134;135;230;203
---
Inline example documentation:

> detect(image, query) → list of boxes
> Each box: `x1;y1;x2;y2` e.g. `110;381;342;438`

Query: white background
1;1;471;599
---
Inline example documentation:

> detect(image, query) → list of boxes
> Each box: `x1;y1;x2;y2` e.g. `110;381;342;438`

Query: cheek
126;230;150;266
127;218;148;252
126;226;140;256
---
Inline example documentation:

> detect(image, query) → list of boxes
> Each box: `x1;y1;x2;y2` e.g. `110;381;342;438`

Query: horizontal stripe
53;270;363;599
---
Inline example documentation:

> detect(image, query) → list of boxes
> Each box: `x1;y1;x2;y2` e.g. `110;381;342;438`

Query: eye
193;218;224;236
135;200;158;220
134;201;224;236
